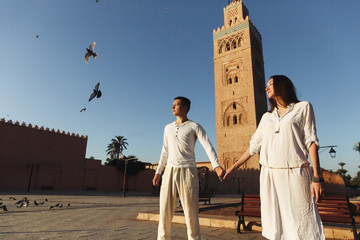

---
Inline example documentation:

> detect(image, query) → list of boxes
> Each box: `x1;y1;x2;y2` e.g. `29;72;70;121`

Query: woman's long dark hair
268;75;300;112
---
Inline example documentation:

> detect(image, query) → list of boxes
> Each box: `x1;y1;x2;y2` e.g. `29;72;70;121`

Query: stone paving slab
0;192;264;240
2;192;356;239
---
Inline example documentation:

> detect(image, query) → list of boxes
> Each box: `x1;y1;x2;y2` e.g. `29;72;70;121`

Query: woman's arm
308;142;324;203
223;149;252;180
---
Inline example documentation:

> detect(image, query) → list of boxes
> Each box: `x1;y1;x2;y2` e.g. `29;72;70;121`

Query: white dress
250;101;325;240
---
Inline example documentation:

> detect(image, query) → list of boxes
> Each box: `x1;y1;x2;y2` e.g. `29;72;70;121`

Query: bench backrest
241;194;261;212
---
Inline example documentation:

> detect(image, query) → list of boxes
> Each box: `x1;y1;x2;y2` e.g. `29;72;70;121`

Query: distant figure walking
153;96;225;240
224;75;325;240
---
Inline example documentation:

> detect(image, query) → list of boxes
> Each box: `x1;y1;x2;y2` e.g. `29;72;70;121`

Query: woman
224;75;325;240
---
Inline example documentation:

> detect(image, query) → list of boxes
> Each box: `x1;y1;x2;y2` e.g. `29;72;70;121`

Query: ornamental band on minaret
213;0;267;193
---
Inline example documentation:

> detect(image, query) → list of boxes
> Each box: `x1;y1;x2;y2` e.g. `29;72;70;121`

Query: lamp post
120;155;137;197
319;145;338;158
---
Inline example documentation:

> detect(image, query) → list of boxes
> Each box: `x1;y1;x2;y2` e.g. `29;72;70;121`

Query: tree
106;136;128;160
338;162;346;170
104;155;144;174
335;162;348;184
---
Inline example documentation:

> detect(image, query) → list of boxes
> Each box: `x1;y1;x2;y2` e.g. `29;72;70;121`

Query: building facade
213;0;267;193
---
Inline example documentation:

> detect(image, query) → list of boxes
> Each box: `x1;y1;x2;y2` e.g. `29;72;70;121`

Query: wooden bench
177;191;214;207
317;195;358;239
235;194;261;233
198;191;213;205
235;194;358;239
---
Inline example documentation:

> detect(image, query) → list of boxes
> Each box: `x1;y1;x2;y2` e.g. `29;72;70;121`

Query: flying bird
163;8;168;13
89;82;102;102
80;107;86;112
9;197;16;200
35;35;39;38
85;42;98;63
96;0;99;2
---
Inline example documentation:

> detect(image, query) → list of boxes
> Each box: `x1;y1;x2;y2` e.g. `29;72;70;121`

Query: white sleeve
249;114;265;156
303;102;319;150
156;127;168;174
195;124;221;170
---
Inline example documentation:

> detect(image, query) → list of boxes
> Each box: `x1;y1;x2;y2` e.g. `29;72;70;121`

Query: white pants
260;166;325;240
157;167;200;240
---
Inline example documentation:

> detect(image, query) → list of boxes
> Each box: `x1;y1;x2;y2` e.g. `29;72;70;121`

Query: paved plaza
0;192;264;240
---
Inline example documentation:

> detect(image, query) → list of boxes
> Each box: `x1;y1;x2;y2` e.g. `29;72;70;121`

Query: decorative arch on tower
217;33;243;55
223;58;244;86
222;101;247;127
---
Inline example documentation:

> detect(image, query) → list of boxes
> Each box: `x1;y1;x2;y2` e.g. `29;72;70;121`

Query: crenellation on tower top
213;0;262;44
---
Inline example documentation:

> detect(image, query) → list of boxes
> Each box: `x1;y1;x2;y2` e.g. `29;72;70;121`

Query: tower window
226;43;230;51
233;103;236;109
233;41;237;49
235;76;238;83
229;78;232;84
226;116;230;126
235;17;237;23
233;115;237;124
229;20;232;26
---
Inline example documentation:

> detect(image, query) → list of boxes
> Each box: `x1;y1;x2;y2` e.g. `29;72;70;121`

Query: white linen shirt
250;101;319;168
156;120;220;174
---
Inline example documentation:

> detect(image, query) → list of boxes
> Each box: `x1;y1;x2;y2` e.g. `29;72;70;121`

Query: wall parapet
0;118;87;139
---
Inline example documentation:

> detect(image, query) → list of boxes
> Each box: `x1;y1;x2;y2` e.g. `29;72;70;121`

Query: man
153;96;225;240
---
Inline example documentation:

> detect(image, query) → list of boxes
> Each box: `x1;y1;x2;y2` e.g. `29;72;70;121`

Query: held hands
223;167;234;180
214;166;225;182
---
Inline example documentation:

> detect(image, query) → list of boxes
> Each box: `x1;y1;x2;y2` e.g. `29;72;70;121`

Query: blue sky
1;0;359;176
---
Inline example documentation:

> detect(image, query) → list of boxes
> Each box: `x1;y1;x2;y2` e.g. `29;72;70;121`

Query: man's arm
195;124;224;181
153;174;161;186
152;126;168;186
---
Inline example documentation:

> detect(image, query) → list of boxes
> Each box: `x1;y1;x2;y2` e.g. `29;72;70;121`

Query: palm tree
338;162;346;170
336;162;348;180
106;136;128;160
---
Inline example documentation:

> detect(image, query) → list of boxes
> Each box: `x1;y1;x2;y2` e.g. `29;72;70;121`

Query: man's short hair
174;96;191;113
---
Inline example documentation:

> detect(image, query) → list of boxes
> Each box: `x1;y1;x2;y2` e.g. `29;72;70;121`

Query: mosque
0;0;344;194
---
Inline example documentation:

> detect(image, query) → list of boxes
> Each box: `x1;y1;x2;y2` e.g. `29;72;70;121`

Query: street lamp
319;145;338;159
120;155;137;197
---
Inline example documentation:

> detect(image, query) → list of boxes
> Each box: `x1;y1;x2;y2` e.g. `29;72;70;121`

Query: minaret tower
213;0;267;192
